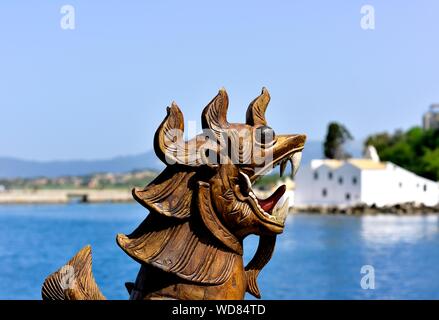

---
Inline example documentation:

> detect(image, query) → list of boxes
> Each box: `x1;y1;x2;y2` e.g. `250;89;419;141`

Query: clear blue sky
1;1;439;160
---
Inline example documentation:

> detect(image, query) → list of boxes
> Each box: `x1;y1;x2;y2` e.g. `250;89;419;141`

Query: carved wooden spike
116;213;238;285
244;235;276;299
41;245;105;300
132;168;195;219
154;101;219;167
246;87;270;126
201;88;230;131
153;102;188;165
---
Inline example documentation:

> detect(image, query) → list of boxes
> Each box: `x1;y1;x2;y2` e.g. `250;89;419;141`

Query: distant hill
300;139;363;165
0;140;363;179
0;151;164;179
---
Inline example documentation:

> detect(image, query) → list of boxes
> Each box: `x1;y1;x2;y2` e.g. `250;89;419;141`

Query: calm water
1;203;439;300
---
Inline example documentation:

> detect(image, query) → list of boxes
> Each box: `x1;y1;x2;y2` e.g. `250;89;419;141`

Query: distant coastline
2;189;439;216
0;189;134;204
292;202;439;215
0;169;156;205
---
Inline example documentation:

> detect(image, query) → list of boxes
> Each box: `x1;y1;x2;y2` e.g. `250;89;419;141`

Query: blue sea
1;203;439;300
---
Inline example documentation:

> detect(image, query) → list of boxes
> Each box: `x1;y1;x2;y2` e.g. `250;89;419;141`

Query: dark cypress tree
324;122;353;159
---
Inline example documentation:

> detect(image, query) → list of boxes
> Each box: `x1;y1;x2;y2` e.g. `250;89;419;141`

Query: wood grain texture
117;213;238;285
41;87;306;300
42;245;105;300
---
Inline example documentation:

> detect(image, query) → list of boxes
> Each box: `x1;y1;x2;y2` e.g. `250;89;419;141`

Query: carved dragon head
117;88;306;298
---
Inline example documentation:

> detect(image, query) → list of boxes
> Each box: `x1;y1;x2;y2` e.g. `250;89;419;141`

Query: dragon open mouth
239;149;303;228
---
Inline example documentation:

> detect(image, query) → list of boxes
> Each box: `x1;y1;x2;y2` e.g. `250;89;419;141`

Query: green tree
366;126;439;181
420;148;439;181
323;122;353;159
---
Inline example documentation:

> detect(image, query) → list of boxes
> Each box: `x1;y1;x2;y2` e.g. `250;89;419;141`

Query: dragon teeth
290;151;302;178
271;194;289;223
276;151;303;179
288;158;294;178
239;171;253;189
280;197;289;220
279;160;287;177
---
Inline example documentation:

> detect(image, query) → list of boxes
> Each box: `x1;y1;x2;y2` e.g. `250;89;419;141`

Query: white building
295;149;439;207
423;104;439;130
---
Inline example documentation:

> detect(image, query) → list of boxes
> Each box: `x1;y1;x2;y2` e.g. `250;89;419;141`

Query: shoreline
0;189;134;204
292;202;439;215
1;189;439;215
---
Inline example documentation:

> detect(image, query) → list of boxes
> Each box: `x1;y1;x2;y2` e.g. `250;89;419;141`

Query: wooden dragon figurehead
42;88;306;300
117;87;306;299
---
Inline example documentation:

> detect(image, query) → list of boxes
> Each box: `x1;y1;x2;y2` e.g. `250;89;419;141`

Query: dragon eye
255;126;275;145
